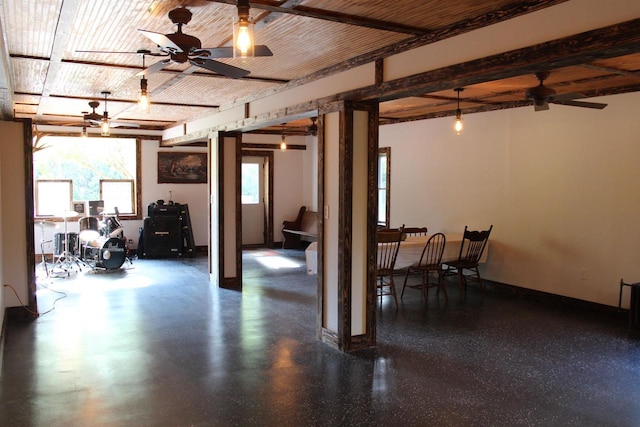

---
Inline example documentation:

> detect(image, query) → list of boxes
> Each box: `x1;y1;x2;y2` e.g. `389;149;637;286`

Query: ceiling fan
82;92;138;131
137;6;273;79
525;71;608;111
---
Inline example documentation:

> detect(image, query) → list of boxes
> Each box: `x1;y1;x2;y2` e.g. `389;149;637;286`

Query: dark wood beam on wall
214;0;567;112
362;18;640;103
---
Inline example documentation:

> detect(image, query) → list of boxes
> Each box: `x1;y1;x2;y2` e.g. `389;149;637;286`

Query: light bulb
139;92;150;111
101;118;110;136
454;110;463;135
236;25;251;57
139;77;150;111
280;134;287;151
81;126;88;138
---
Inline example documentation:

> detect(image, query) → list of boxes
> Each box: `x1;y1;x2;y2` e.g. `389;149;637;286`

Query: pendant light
139;52;150;111
101;91;111;137
80;111;88;138
453;87;464;135
280;123;287;151
233;0;254;60
454;88;464;135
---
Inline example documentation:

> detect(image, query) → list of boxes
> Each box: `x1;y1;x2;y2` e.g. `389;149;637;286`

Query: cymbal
57;210;79;218
38;220;58;228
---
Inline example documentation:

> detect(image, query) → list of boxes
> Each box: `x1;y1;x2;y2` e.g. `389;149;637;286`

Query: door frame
241;150;274;248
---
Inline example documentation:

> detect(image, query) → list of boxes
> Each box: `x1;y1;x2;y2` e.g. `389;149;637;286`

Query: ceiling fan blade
76;50;167;56
110;122;141;128
189;59;250;78
139;29;183;53
552;100;608;110
84;113;102;122
195;45;273;59
137;59;171;77
254;45;274;57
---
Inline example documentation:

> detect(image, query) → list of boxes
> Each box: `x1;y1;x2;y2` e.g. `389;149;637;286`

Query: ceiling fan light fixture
101;116;110;136
454;88;464;135
139;53;150;111
139;77;150;111
81;126;88;138
101;91;111;136
233;0;254;60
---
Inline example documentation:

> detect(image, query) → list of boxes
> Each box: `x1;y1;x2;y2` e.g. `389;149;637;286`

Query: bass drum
95;237;126;269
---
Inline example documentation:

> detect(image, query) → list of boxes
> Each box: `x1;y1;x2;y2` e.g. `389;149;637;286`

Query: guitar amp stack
140;200;196;258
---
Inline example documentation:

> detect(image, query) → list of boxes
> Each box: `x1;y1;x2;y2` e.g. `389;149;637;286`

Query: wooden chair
401;232;447;303
398;226;429;278
443;225;493;292
403;227;428;237
376;227;404;308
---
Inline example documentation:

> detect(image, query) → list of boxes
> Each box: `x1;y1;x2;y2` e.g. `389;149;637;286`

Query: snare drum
103;216;123;238
54;232;78;256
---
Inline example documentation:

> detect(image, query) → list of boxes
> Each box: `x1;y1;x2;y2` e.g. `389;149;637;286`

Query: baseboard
0;308;6;374
482;279;628;321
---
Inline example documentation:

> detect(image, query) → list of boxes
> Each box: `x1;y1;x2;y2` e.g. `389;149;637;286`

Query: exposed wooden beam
580;63;640;78
0;9;14;119
380;83;640;125
221;0;567;110
39;0;80;99
207;0;431;35
352;18;640;102
242;142;306;150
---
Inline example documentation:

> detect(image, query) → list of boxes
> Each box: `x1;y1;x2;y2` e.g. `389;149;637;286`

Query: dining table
393;233;489;270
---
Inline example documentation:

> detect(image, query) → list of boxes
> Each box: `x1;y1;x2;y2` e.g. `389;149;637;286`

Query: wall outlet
324;205;329;219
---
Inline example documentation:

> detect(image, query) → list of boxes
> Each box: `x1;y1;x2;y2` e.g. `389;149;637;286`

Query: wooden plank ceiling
1;0;639;136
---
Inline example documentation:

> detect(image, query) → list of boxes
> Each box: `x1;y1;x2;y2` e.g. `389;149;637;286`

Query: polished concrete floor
1;249;640;426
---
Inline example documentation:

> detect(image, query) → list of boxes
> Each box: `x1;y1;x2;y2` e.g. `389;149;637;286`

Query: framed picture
157;152;207;184
71;201;87;216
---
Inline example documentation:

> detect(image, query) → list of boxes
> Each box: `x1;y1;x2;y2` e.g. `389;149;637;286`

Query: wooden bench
282;206;317;249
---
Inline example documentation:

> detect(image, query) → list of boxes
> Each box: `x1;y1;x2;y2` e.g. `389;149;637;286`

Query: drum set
48;210;129;276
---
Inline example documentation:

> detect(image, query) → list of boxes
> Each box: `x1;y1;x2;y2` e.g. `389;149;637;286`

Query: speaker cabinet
142;217;182;257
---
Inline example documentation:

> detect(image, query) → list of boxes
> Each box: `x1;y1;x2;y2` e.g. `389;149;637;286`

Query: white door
241;156;265;245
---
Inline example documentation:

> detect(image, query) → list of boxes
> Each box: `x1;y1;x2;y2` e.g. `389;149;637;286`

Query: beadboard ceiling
1;0;639;136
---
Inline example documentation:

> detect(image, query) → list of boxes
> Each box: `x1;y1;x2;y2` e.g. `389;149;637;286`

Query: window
33;136;140;218
378;147;391;227
35;180;72;216
241;163;260;204
100;179;135;214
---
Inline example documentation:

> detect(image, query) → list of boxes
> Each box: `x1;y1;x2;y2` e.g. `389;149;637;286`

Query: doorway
241;151;274;248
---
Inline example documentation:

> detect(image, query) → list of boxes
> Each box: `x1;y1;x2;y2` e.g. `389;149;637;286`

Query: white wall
380;91;640;308
140;141;209;247
1;121;28;311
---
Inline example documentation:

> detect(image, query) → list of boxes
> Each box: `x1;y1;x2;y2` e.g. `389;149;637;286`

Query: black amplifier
147;202;181;218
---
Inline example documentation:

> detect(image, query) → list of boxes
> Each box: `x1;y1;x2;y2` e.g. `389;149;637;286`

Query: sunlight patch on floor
255;255;302;270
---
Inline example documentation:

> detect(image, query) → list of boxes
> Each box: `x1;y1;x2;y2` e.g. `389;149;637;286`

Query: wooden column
318;100;379;352
215;132;243;290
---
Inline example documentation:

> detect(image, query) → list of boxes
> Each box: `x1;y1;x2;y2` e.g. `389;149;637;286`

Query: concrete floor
1;249;640;426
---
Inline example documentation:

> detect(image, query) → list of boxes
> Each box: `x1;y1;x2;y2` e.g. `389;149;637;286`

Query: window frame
33;136;143;221
378;147;391;228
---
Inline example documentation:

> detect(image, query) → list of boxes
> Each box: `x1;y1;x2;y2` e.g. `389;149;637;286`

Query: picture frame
71;200;87;216
157;152;207;184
